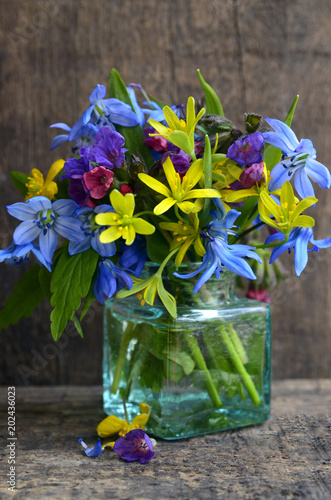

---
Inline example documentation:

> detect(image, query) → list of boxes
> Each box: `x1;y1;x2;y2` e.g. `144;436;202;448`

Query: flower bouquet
1;69;330;443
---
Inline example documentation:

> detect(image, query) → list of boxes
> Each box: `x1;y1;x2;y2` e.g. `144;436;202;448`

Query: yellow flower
149;96;205;159
138;157;221;215
25;159;64;201
259;181;317;235
159;214;205;266
117;271;177;318
97;403;150;449
95;190;155;246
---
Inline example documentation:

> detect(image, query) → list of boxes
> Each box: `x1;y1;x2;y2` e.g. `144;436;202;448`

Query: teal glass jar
103;265;271;440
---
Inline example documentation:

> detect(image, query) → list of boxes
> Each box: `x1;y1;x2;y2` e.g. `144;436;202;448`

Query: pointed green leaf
109;68;154;166
50;248;99;340
0;265;45;330
197;69;224;116
10;171;29;197
264;95;299;169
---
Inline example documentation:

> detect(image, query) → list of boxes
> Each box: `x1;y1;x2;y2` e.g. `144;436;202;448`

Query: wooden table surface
0;380;330;499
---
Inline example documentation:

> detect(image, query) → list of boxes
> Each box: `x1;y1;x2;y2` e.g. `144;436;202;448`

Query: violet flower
227;132;264;166
113;429;155;464
83;127;127;169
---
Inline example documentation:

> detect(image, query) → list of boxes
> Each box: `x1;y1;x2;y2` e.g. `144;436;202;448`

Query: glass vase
103;264;271;440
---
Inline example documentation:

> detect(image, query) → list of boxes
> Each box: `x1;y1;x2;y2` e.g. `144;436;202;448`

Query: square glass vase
103;266;271;440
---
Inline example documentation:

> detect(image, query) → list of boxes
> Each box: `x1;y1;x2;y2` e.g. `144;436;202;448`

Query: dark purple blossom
227;132;264;166
239;162;264;189
143;128;168;153
161;145;191;174
83;127;127;169
61;152;93;206
113;429;155;464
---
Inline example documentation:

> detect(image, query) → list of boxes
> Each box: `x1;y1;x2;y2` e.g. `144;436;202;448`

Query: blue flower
119;235;147;277
68;205;116;257
263;117;331;198
7;197;84;265
126;86;146;127
0;241;51;271
265;227;331;276
174;208;261;290
93;259;133;303
82;84;139;127
113;429;155;464
50;119;98;150
78;438;102;458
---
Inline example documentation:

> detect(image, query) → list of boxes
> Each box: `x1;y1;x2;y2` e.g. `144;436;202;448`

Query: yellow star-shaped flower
95;190;155;245
138;157;221;216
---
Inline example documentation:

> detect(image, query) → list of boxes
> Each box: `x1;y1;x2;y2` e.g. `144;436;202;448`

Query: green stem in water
227;324;248;365
219;324;261;406
185;332;222;408
111;322;134;394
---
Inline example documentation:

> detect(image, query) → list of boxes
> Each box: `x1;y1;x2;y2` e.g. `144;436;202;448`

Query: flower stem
227;324;248;365
111;322;134;395
185;332;222;408
219;324;261;406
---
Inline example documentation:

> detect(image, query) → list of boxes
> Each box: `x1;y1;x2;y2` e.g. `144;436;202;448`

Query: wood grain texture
0;381;330;499
0;0;330;384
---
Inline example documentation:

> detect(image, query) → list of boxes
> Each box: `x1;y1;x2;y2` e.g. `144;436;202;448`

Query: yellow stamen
140;300;145;306
137;294;143;300
289;210;293;215
183;226;188;230
173;232;178;236
177;237;182;242
118;226;123;231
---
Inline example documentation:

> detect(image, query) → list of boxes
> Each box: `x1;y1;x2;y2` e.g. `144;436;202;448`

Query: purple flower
83;127;127;169
113;429;155;464
60;153;93;206
237;162;264;189
161;145;191;174
227;132;264;166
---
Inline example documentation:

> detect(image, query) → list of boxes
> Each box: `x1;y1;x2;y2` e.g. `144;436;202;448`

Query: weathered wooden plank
0;382;330;499
0;0;330;385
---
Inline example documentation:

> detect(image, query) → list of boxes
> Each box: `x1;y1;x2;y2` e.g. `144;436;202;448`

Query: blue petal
13;221;40;245
30;245;52;271
91;234;116;257
68;117;85;141
305;158;331;189
7;202;38;221
127;86;145;127
78;438;102;458
193;260;218;293
107;102;140;127
50;134;69;150
293;168;315;198
264;117;299;151
310;236;331;249
82;104;95;125
68;236;92;255
26;197;52;212
265;232;285;245
53;199;79;216
269;162;293;192
39;228;58;264
50;122;72;132
54;216;85;242
293;228;312;276
89;84;106;103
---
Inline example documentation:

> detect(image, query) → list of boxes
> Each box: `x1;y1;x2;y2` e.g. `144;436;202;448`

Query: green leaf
10;171;29;197
0;265;45;330
264;95;299;170
199;135;212;228
39;267;52;300
71;313;84;338
50;248;99;340
197;69;224;116
109;68;154;167
80;279;96;321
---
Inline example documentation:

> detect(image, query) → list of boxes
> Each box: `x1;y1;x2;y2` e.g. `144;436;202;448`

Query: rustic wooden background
0;0;330;385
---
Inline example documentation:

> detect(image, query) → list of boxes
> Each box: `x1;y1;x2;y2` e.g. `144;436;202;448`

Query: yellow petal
292;196;318;221
110;189;126;215
163;106;180;130
138;173;172;198
148;119;169;137
154;197;177;215
293;215;315;228
177;201;196;213
95;212;118;226
162;157;177;190
175;238;193;266
45;159;65;184
185;188;222;199
102;441;116;450
97;415;127;438
124;224;136;246
99;226;122;243
225;189;256;203
184;158;203;188
132;218;155;235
